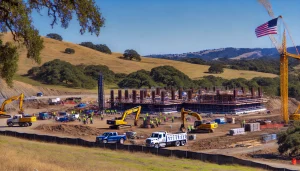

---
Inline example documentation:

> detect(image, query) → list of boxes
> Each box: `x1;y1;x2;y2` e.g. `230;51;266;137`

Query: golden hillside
3;33;277;80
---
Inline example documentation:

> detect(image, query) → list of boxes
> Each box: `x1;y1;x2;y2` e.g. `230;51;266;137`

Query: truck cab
7;114;36;127
96;132;126;144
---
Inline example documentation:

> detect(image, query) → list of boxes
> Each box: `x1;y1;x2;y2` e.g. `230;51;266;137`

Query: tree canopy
118;70;155;88
46;33;63;41
79;42;112;54
65;48;75;54
123;49;141;61
0;0;104;86
208;64;224;74
27;59;97;89
278;121;300;157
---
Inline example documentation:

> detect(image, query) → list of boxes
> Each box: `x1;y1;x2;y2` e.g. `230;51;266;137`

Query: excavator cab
194;120;203;127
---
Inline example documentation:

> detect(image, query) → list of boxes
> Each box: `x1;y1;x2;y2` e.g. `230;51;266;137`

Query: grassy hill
2;34;277;81
0;135;263;171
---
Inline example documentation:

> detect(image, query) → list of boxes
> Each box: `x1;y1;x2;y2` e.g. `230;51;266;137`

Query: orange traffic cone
292;158;297;165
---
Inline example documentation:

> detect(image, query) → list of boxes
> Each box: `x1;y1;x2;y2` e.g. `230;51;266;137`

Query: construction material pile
35;124;107;136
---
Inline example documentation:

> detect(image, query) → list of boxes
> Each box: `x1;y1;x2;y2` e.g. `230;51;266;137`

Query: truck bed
20;117;36;122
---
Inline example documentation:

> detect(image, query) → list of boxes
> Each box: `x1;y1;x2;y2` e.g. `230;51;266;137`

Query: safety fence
260;124;284;129
0;130;296;171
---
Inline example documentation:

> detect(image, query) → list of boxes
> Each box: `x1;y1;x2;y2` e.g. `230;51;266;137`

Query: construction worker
188;125;191;133
90;117;93;124
242;119;246;128
83;117;86;124
143;117;146;121
78;116;81;122
155;118;158;127
150;120;154;126
100;114;104;121
80;110;82;114
171;116;174;123
146;113;149;117
159;118;162;125
164;116;166;122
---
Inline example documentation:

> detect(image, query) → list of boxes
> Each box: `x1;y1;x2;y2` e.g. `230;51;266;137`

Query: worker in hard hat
90;117;93;124
146;113;149;117
164;116;166;122
171;116;174;123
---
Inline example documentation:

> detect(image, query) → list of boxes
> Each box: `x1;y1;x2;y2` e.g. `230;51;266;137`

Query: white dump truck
145;131;187;148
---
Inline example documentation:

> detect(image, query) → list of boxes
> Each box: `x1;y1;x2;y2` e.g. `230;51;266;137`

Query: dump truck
180;108;218;133
107;106;141;129
145;131;187;148
7;114;36;127
96;132;126;144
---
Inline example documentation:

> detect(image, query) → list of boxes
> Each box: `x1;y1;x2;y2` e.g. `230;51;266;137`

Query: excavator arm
0;93;25;118
180;108;202;131
107;106;142;129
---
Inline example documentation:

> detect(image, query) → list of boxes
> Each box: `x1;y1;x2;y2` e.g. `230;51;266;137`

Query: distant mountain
146;46;300;60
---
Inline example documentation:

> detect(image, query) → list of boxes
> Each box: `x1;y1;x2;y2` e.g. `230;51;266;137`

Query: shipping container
229;128;245;135
261;134;272;143
245;123;260;132
271;134;277;140
215;118;226;124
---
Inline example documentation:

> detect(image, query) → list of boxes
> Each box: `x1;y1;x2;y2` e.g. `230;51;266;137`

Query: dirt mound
266;97;299;114
190;129;280;151
35;124;106;137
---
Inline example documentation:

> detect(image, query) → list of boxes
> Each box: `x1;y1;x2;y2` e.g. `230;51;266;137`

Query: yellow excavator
0;93;25;118
180;108;218;133
289;105;300;122
107;106;141;129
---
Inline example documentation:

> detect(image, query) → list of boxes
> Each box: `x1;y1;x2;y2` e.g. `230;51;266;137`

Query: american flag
255;18;278;38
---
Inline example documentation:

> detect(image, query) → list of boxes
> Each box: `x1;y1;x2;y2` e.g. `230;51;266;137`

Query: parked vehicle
37;92;43;97
56;116;69;122
96;132;126;144
75;103;87;109
7;114;36;127
145;131;187;148
48;98;61;105
38;112;51;120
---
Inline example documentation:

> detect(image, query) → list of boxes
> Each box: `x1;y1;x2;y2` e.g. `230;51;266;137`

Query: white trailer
145;131;187;148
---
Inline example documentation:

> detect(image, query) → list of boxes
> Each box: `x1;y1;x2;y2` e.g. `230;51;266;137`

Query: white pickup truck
145;131;187;148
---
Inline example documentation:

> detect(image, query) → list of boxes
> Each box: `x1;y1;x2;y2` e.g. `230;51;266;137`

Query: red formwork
260;124;284;129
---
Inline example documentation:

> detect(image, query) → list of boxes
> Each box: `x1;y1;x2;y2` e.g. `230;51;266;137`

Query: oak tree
0;0;105;86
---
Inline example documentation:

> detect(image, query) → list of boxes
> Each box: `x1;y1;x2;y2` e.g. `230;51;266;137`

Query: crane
0;93;25;118
106;106;141;129
180;108;218;133
257;0;300;124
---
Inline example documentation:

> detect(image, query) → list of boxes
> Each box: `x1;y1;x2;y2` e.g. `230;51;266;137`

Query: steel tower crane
257;0;300;124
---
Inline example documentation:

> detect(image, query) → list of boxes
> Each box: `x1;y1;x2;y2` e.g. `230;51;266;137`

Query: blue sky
31;0;300;55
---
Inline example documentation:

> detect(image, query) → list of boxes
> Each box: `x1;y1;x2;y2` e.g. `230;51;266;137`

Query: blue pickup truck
96;132;126;144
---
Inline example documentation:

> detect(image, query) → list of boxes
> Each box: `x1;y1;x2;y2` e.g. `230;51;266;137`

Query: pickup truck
146;131;187;148
96;132;126;144
7;114;36;127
